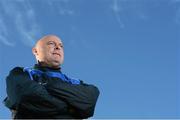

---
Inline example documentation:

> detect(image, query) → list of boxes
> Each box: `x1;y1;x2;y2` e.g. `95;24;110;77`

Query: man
4;35;100;119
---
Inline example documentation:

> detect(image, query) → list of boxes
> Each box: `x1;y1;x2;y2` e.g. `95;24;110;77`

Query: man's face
33;35;64;68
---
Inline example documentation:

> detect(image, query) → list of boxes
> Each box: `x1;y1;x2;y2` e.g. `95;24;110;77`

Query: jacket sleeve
5;67;68;116
45;78;100;118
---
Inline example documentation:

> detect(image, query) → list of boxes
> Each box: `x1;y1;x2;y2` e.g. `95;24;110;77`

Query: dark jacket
4;64;100;119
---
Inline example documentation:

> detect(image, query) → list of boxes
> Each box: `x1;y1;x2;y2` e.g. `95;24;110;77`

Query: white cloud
0;35;15;47
0;15;15;47
15;12;37;47
111;0;125;28
110;0;152;28
47;0;74;16
0;0;75;47
59;9;74;15
175;12;180;26
171;0;180;2
169;0;180;25
0;0;42;47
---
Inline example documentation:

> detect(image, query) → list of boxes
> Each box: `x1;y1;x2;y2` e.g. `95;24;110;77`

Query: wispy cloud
171;0;180;2
111;0;125;28
47;0;75;16
171;0;180;26
59;9;74;15
0;0;42;47
0;16;15;47
175;9;180;25
110;0;154;28
16;2;41;46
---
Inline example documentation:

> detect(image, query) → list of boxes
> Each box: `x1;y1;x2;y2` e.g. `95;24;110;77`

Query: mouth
52;53;61;56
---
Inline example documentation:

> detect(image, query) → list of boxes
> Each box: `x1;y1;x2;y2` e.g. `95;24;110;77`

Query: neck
37;61;60;69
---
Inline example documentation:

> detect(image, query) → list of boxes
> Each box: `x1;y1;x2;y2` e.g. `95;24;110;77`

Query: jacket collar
33;63;61;72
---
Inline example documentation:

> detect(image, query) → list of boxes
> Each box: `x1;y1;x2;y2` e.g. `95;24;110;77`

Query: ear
32;47;38;56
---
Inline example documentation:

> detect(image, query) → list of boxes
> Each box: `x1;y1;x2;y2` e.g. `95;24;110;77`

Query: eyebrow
47;40;63;46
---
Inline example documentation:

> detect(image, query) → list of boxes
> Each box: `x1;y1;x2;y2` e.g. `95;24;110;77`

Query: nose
55;45;60;50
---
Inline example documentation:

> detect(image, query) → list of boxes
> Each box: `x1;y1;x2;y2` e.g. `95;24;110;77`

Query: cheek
61;50;64;56
62;51;64;56
45;47;53;56
41;50;51;60
61;52;64;60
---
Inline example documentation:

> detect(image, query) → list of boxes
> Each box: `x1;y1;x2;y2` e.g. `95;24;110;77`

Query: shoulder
79;80;100;92
8;67;24;75
6;67;28;84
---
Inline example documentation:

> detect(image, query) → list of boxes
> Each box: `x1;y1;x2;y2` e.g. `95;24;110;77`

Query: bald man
4;35;100;119
32;35;64;68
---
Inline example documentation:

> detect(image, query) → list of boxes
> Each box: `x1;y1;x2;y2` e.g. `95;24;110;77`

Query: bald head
32;35;64;68
35;35;62;48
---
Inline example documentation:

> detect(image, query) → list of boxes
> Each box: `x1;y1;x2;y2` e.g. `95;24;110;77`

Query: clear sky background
0;0;179;119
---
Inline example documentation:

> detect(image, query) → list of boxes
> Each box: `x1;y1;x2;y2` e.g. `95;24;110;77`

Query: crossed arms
5;67;99;118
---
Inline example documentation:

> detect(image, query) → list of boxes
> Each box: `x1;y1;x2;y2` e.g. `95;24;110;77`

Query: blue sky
0;0;179;119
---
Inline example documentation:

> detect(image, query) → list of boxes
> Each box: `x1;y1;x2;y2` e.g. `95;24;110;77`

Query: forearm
45;79;100;118
6;67;68;115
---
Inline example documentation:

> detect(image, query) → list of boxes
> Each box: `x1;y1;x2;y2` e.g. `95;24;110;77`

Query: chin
52;63;60;67
53;61;62;66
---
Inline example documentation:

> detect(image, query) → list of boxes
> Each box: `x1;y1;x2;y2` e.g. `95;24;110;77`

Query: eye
60;44;63;48
47;41;56;46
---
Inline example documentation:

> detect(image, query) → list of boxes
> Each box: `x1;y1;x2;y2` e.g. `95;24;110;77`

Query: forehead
35;35;63;48
43;36;62;43
37;35;63;46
